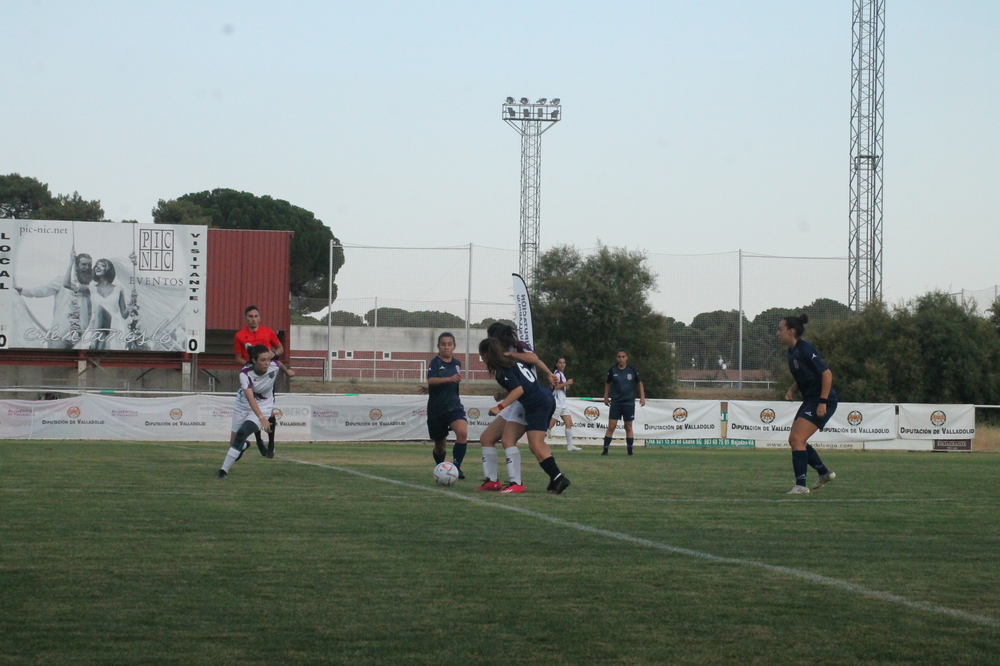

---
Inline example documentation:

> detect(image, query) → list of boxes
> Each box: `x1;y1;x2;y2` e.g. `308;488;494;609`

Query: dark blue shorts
796;400;837;430
609;402;635;422
523;396;556;432
427;408;466;441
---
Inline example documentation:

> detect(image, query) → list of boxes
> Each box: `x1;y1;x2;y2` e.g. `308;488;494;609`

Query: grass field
3;442;1000;665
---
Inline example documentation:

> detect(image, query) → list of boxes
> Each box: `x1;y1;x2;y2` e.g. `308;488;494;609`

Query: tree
364;307;465;328
813;293;1000;404
152;189;344;300
0;174;104;221
533;244;675;398
36;192;104;221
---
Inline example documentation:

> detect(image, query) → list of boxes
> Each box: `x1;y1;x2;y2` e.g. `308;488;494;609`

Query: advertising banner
512;273;533;348
898;404;976;440
0;220;206;352
726;401;896;442
549;399;722;440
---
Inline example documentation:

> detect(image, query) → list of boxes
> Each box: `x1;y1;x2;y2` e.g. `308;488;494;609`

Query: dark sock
452;442;468;467
539;455;561;480
267;415;277;446
792;450;809;486
626;437;634;454
806;444;829;476
603;436;612;452
433;450;446;464
254;430;263;445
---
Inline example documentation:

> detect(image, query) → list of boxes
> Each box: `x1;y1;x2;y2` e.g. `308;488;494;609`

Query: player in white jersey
548;357;581;451
216;345;290;479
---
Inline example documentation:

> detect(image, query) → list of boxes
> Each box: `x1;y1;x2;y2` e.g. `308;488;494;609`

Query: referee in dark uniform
602;349;645;455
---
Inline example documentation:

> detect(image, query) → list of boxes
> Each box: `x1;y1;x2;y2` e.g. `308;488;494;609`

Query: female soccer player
476;323;554;493
480;337;570;494
216;345;291;479
549;357;581;451
602;349;645;455
777;314;837;494
425;332;468;478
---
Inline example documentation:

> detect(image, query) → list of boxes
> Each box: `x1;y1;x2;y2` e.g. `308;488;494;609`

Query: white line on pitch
284;455;1000;630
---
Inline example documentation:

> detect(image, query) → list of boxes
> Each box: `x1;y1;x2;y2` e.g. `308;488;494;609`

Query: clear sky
3;1;998;309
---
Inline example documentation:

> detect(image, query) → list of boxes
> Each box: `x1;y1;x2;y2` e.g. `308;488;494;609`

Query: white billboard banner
512;273;533;348
0;396;966;445
898;404;976;440
728;401;896;442
549;398;722;440
0;220;206;352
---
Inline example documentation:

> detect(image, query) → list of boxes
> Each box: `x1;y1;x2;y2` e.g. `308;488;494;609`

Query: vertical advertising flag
512;273;533;349
0;220;206;352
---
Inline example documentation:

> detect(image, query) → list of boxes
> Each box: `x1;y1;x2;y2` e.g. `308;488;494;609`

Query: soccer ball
433;462;460;486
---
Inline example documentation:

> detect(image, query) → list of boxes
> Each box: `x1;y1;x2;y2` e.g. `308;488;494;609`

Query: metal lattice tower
849;0;885;310
502;97;562;283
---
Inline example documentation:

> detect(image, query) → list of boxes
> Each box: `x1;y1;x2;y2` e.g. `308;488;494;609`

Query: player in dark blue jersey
424;332;468;478
480;337;570;494
778;314;837;494
475;322;555;493
602;349;645;455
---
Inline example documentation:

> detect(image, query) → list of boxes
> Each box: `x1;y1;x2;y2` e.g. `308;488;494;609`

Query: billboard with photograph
0;220;206;352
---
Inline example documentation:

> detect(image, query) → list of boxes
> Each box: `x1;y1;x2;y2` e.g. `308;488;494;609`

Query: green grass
2;442;999;665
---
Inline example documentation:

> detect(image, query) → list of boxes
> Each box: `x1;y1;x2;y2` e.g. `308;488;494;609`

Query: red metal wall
206;229;293;334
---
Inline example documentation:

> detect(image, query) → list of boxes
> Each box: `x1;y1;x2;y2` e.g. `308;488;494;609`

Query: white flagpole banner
898;404;976;439
727;401;896;442
548;398;722;440
512;273;533;348
0;220;206;352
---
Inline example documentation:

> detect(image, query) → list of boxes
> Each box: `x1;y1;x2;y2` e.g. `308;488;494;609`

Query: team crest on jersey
847;410;863;426
268;371;276;378
627;373;633;380
930;410;947;427
584;406;600;421
672;407;688;423
793;360;800;369
760;408;776;424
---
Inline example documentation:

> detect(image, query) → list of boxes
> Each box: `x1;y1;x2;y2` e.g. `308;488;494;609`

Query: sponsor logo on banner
42;403;103;426
344;406;405;428
370;409;383;421
933;439;971;451
847;410;863;426
145;406;205;427
170;408;183;420
111;409;139;418
760;408;775;424
672;407;688;423
584;406;600;421
67;406;81;418
274;406;310;428
468;408;481;420
930;410;947;427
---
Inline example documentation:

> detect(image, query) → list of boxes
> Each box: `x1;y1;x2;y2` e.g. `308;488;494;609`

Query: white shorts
231;399;274;432
499;400;526;426
553;394;570;417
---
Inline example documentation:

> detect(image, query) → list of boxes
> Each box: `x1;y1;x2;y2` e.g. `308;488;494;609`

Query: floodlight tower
848;0;885;310
502;96;562;284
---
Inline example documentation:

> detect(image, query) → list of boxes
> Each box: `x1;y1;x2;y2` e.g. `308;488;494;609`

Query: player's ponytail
478;337;514;375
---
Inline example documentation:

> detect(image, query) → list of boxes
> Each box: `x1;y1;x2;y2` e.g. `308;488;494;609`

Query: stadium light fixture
536;98;547;104
520;97;529;104
506;96;514;104
551;98;560;104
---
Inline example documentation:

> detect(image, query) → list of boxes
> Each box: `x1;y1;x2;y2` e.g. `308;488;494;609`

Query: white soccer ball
433;462;460;486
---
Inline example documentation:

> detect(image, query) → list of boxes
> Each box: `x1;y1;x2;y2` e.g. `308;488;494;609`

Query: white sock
221;447;240;473
482;446;498;481
505;446;522;484
565;427;575;449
